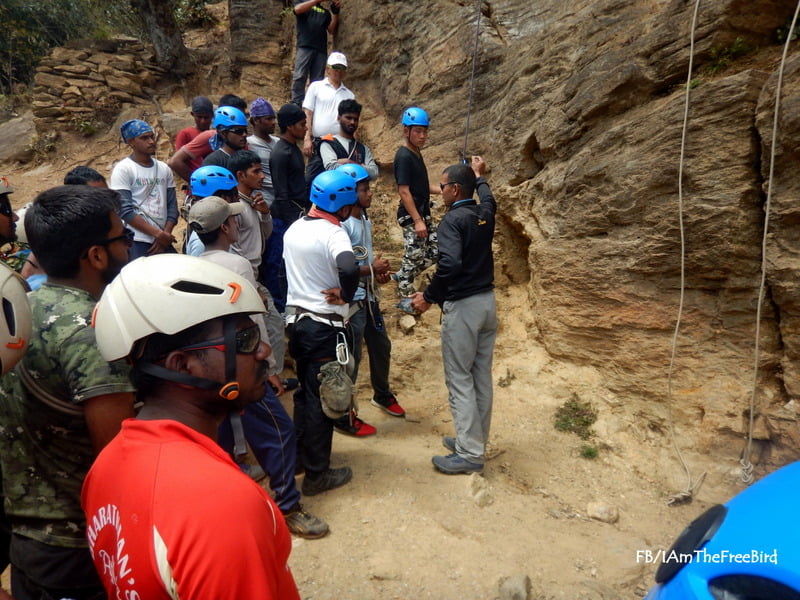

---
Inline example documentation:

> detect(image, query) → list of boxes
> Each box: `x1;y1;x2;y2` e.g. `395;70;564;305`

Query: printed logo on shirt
133;176;167;187
86;503;141;599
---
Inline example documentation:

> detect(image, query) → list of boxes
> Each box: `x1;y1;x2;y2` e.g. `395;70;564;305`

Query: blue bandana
120;119;153;142
209;132;223;151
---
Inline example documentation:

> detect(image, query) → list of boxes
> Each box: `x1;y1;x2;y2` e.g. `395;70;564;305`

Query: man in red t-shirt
83;255;300;600
168;94;247;183
174;96;213;152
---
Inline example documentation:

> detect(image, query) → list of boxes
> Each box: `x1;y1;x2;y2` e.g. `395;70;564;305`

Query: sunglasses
227;128;248;136
330;65;347;70
174;324;262;355
0;202;13;218
98;229;135;248
439;181;459;191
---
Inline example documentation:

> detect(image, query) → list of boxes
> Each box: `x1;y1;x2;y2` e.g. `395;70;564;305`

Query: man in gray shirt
247;98;281;206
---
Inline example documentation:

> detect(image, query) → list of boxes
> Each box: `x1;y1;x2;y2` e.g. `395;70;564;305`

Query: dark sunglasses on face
227;128;248;136
98;229;135;248
174;324;262;355
0;202;13;218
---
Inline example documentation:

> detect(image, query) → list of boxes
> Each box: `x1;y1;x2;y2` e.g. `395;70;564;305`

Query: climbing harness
461;0;483;163
665;0;705;506
741;0;800;484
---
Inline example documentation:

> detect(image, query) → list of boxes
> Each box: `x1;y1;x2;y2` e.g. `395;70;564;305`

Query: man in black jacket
411;156;497;475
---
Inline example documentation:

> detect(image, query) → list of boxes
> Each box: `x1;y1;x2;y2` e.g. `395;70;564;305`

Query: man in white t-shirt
189;196;329;539
110;119;178;260
283;170;360;496
302;52;354;159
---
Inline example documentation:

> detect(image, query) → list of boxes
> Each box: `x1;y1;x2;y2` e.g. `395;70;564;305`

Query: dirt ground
0;125;752;599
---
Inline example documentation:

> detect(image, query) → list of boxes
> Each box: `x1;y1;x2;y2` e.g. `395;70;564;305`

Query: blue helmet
335;163;370;184
402;107;429;127
190;165;237;197
644;460;800;600
310;171;357;213
212;106;248;130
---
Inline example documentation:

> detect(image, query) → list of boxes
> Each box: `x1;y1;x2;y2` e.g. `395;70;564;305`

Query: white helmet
15;203;31;244
93;254;265;362
0;263;31;375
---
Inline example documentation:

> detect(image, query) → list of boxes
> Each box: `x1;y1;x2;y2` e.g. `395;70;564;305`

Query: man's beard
101;252;128;285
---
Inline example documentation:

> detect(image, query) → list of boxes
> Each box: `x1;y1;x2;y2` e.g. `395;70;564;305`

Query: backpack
305;135;348;188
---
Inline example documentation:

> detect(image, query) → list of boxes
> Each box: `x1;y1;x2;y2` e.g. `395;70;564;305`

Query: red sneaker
371;396;406;417
334;413;377;437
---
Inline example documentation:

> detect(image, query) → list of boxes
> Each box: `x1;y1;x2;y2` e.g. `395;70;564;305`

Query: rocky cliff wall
238;0;800;466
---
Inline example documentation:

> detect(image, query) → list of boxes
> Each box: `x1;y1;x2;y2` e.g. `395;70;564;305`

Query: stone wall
31;38;161;132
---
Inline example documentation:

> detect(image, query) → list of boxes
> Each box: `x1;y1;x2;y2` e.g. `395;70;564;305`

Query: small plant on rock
554;396;597;440
554;396;600;460
705;37;752;76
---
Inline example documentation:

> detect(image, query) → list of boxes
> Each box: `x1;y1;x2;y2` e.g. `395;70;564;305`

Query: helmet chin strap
138;317;241;401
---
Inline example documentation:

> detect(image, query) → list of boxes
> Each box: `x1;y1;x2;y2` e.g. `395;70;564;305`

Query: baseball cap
188;196;245;234
191;96;214;115
327;52;348;68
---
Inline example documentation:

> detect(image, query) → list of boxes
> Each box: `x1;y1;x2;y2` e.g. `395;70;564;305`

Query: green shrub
553;396;597;440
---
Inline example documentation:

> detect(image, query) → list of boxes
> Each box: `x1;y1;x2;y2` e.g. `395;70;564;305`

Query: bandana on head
249;98;275;118
120;119;153;142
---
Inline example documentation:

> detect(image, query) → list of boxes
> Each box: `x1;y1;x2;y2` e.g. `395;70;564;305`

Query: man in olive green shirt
0;185;135;600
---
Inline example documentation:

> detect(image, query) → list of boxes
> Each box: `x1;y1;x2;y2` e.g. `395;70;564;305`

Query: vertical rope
665;0;704;506
462;0;483;160
741;0;800;484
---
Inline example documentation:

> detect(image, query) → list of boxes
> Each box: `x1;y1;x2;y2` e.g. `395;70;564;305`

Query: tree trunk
130;0;188;75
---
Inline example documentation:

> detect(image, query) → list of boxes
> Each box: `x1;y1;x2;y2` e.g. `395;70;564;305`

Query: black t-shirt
201;149;232;171
394;145;431;220
270;138;309;223
294;1;331;53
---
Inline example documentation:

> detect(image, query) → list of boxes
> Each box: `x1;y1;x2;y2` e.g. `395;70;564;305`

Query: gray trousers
441;290;497;464
291;46;328;105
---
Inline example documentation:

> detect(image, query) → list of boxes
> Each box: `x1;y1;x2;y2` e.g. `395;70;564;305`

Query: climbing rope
462;0;483;162
741;0;800;484
665;0;705;506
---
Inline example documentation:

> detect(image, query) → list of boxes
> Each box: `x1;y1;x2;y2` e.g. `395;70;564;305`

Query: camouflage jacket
0;282;134;547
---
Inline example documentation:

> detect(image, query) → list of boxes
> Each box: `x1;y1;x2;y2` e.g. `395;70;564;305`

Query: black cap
277;103;305;130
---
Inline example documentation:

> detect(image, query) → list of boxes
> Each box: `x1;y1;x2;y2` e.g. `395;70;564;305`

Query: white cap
327;52;348;68
188;196;245;234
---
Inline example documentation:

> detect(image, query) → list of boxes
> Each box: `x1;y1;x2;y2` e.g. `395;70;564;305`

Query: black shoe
282;504;329;539
282;377;299;391
302;466;353;496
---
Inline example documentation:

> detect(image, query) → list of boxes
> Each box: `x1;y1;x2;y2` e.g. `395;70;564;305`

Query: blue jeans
218;384;301;512
129;240;177;260
260;217;288;313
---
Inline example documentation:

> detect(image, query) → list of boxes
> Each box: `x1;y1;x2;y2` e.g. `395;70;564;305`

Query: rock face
261;0;800;464
289;0;799;466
